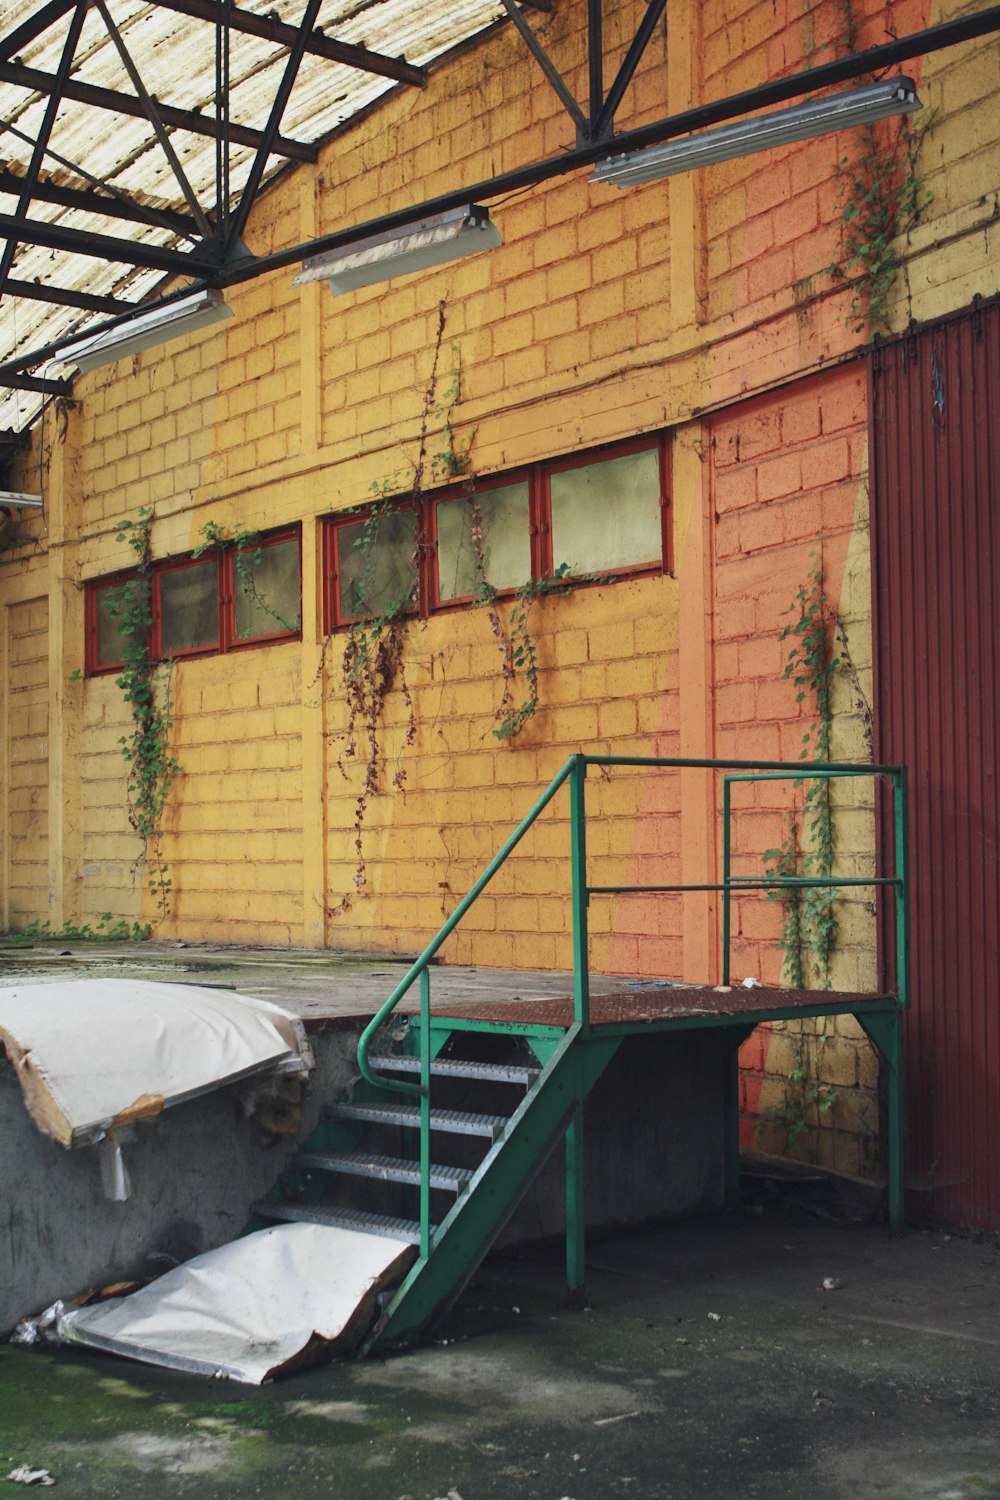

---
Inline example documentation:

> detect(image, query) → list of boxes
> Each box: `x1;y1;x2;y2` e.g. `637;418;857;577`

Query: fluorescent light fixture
0;490;43;508
294;206;503;294
592;76;921;187
57;288;233;372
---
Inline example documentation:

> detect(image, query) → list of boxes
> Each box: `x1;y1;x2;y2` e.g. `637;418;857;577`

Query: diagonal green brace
368;1027;619;1353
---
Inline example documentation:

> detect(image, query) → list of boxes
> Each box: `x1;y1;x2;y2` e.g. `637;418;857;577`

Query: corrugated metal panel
0;0;513;429
870;296;1000;1231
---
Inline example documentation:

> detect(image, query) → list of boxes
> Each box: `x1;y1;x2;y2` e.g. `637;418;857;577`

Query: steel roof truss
0;57;318;161
0;206;217;275
224;0;323;259
93;0;214;243
4;276;126;314
497;0;585;135
0;0;89;301
0;164;197;237
594;0;667;141
0;0;79;63
145;0;428;90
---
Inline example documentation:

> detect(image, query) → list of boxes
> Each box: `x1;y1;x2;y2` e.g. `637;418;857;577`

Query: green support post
569;755;590;1039
722;778;732;985
419;968;431;1260
721;1025;755;1203
565;1110;586;1307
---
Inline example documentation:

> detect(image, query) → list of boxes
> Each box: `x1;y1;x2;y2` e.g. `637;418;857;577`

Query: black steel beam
0;371;72;394
4;277;126;314
0;209;217;274
0;167;197;235
220;2;1000;287
0;58;318;162
496;0;585;132
595;0;667;140
0;0;79;62
0;0;89;300
224;0;323;256
147;0;427;88
588;0;603;132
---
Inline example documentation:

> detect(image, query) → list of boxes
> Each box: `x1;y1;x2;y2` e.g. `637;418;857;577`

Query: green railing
357;753;909;1257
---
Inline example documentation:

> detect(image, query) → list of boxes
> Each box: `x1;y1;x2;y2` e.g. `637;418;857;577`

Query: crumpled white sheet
58;1223;415;1382
0;979;313;1147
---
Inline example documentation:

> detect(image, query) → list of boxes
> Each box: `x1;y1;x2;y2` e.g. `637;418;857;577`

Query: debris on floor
56;1222;415;1383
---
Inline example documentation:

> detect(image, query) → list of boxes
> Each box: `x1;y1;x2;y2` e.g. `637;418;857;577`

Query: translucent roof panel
0;0;516;430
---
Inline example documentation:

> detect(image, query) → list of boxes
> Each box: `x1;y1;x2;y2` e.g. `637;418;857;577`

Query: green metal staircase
249;751;909;1358
251;1017;621;1352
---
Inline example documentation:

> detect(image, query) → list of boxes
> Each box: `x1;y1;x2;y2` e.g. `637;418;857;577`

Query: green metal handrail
356;752;908;1258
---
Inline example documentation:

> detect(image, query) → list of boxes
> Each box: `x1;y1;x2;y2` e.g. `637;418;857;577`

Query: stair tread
369;1054;540;1085
329;1100;508;1138
252;1200;425;1244
296;1150;472;1192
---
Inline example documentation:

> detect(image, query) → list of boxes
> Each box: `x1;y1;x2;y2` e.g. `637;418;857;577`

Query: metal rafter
0;206;217;274
0;165;197;235
0;0;79;62
0;0;89;301
1;371;71;393
4;276;126;313
0;56;318;161
594;0;667;140
93;0;214;243
146;0;427;89
496;0;585;134
223;0;323;258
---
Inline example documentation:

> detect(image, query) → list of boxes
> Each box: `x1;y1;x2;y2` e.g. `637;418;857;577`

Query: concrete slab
0;939;666;1026
2;1210;998;1500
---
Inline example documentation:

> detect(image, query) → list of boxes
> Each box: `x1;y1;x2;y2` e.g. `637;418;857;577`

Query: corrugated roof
0;0;516;431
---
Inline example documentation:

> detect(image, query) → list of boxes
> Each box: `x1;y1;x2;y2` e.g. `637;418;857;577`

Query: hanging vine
109;507;180;926
323;302;451;910
193;520;301;637
763;552;840;987
825;0;932;334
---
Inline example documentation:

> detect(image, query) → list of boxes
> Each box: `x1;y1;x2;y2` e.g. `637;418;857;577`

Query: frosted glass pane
550;449;662;575
436;483;531;600
336;510;417;620
95;580;142;667
234;537;301;640
159;560;219;654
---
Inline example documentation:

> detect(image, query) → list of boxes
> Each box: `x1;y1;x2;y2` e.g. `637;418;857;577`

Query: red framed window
323;432;671;628
84;526;301;676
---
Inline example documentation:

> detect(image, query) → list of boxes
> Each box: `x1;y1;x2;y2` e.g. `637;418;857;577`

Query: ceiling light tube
592;76;921;187
0;490;43;508
294;206;503;294
56;288;233;372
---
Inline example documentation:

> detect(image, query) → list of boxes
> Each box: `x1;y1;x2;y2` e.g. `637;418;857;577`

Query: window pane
233;537;301;640
158;559;219;654
436;483;531;601
95;579;144;668
549;448;662;575
336;510;417;620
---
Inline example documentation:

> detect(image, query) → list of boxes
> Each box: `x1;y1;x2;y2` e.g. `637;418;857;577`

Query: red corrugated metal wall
870;296;1000;1231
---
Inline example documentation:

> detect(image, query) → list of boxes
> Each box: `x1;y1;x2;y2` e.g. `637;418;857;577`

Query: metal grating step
295;1150;473;1194
251;1199;425;1244
369;1054;541;1087
328;1100;508;1139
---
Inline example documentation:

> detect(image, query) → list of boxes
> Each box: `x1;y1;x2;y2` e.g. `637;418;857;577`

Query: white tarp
0;979;313;1148
58;1223;415;1382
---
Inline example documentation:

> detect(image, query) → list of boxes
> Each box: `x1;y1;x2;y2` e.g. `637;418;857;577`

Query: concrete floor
3;1209;998;1500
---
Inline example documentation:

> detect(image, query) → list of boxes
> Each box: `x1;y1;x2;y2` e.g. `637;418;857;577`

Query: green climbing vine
759;553;843;1155
825;0;932;334
763;552;840;988
109;506;180;926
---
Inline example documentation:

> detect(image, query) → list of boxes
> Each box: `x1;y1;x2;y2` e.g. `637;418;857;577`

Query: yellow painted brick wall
3;595;49;924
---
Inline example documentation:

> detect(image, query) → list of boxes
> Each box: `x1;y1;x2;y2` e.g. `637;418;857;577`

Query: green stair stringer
365;1023;620;1354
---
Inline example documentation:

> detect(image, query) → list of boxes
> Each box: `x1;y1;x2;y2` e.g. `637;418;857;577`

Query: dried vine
326;302;449;909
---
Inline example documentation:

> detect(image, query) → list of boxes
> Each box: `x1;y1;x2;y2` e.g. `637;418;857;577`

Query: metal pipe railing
355;753;908;1259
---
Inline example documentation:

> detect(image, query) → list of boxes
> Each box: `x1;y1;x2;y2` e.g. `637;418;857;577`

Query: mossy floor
3;1213;999;1500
